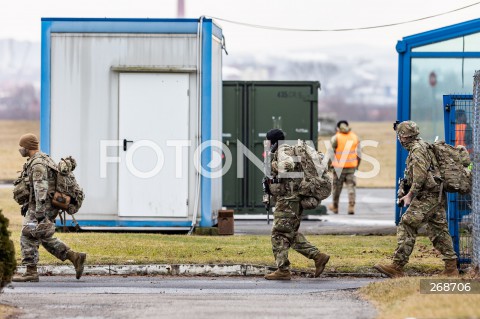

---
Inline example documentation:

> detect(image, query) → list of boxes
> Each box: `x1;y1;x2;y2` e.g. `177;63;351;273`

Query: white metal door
118;73;189;217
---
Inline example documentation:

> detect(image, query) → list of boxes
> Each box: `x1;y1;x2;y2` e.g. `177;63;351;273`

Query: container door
118;73;189;217
222;83;244;208
248;84;316;208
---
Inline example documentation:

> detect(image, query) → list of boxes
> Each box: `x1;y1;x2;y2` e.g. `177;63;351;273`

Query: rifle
21;204;28;217
396;177;410;207
263;140;272;224
262;177;271;225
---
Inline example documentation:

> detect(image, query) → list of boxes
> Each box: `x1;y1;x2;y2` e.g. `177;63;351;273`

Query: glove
21;204;28;217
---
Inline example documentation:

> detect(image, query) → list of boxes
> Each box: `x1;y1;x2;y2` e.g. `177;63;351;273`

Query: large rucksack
13;155;84;215
52;156;85;215
293;141;332;209
426;141;472;194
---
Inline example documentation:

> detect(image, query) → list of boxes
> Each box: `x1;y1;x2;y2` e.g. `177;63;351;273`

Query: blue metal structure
395;18;480;223
443;94;473;264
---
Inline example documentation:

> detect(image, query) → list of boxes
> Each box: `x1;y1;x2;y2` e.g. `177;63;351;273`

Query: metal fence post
473;71;480;272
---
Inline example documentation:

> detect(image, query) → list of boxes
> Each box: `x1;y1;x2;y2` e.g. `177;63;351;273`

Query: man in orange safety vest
328;120;361;215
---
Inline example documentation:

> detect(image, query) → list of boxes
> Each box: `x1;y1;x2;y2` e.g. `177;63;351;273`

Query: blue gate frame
443;94;473;264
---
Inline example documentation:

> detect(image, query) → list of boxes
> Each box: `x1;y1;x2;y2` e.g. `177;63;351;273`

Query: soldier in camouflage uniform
263;129;330;280
328;121;361;215
12;134;86;282
374;121;459;278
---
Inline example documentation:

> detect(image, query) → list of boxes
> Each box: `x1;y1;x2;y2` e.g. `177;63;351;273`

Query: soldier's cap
19;133;39;151
266;128;285;145
337;120;349;128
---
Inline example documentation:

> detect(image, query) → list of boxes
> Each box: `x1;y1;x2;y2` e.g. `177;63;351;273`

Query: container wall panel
50;33;197;217
210;37;223;215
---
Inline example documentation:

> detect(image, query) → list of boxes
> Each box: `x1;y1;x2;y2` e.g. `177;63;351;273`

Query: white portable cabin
41;18;223;231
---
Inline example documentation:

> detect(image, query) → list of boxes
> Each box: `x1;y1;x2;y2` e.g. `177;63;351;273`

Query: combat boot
313;253;330;278
264;269;291;280
373;263;404;278
348;204;355;215
12;265;39;282
67;250;87;279
439;259;459;277
328;203;338;214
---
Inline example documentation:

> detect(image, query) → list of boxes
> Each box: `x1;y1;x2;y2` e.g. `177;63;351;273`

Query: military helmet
396;121;419;138
266;128;285;145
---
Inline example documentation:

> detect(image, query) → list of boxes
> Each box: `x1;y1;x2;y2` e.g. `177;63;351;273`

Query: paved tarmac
2;276;380;319
235;188;397;235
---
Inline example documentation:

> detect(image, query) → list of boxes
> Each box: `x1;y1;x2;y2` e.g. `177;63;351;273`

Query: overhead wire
206;1;480;32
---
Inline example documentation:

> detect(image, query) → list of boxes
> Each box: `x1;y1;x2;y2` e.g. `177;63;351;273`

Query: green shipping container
222;81;321;214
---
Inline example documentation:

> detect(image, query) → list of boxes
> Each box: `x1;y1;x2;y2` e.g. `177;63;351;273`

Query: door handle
123;139;133;151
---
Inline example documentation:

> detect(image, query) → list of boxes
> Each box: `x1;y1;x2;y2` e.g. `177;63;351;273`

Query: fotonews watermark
99;139;381;179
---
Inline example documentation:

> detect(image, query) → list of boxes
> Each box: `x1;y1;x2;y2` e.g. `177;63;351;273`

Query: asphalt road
2;276;379;319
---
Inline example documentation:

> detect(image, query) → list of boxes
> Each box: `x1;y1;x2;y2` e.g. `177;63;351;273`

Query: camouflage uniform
20;152;70;267
331;169;356;209
270;144;322;271
393;139;457;266
374;121;458;278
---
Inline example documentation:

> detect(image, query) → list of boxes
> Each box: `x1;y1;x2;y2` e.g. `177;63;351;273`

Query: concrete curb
15;264;383;278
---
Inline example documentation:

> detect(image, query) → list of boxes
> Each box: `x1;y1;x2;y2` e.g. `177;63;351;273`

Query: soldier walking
328;121;361;215
12;134;86;282
263;129;330;280
374;121;458;278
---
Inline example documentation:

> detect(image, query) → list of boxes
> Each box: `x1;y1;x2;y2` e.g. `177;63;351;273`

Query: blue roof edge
41;17;222;36
396;18;480;52
41;17;209;22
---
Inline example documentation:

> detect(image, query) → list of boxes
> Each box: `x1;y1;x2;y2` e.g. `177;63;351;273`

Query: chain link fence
444;95;473;266
473;70;480;271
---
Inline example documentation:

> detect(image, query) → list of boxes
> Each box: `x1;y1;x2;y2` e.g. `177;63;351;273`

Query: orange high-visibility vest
332;132;359;168
455;124;466;147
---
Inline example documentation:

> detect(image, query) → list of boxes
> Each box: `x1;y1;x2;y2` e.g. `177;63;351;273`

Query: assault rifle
263;140;272;224
396;177;410;207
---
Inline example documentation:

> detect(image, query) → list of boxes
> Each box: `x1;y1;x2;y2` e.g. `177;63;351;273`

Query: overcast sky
1;0;480;57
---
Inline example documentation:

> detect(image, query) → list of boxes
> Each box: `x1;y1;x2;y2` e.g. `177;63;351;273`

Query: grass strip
8;230;444;273
1;188;444;273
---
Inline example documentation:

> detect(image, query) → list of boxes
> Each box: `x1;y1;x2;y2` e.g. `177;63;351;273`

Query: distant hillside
0;39;397;121
0;39;40;119
223;45;398;121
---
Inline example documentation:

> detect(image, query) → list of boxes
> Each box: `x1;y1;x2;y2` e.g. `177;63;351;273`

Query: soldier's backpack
293;140;332;209
426;141;472;194
52;156;85;215
13;155;84;215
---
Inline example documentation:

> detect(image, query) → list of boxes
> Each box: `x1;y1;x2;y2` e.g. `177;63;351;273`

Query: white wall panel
210;38;223;214
50;33;197;217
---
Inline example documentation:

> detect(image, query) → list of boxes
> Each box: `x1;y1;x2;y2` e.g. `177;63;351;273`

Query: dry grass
319;121;396;188
1;188;443;273
0;120;39;181
0;305;19;318
360;277;480;319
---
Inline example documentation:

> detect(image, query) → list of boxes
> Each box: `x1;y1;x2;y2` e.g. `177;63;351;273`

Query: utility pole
177;0;185;18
